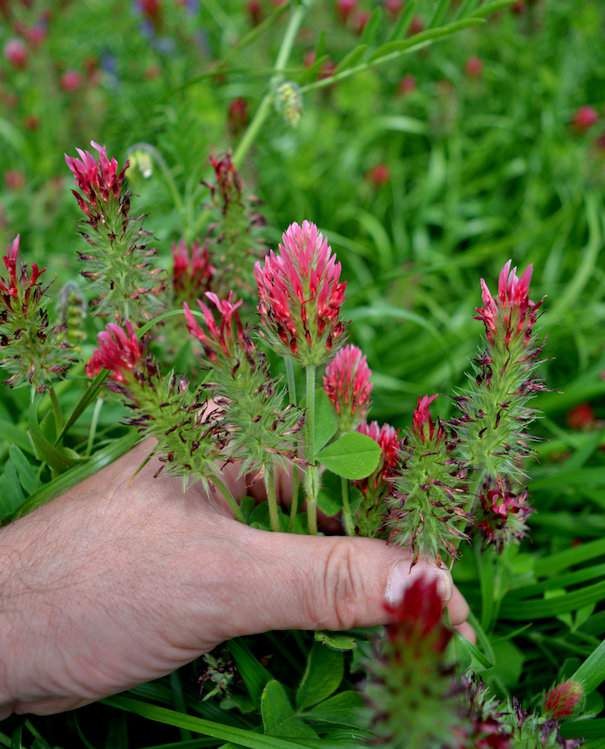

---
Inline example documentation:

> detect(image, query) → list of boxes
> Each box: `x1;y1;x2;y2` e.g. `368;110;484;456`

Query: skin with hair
0;440;473;717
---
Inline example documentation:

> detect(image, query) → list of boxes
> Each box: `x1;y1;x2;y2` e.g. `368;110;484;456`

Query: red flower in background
572;106;598;134
367;163;390;186
255;220;346;364
384;0;402;19
247;0;263;26
86;322;143;382
408;15;424;35
61;70;83;92
336;0;356;24
324;344;372;429
476;480;532;550
172;240;214;301
398;74;416;95
567;402;596;430
228;97;248;136
208;154;243;213
4;170;25;191
4;38;27;69
0;236;43;306
354;10;370;34
465;56;483;79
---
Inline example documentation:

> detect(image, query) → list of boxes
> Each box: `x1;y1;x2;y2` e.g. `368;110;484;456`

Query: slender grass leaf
571;641;605;694
104;696;315;749
228;639;272;706
57;369;108;443
499;581;605;620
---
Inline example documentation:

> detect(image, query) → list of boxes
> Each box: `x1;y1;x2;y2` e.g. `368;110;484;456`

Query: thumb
227;525;454;635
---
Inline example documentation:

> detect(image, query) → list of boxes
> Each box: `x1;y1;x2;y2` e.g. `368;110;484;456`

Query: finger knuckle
314;540;363;631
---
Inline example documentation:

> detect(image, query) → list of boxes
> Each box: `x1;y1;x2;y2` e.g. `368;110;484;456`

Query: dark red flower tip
208;153;243;213
354;10;370;34
412;394;444;443
384;575;452;654
85;321;143;382
336;0;356;24
247;0;263;26
228;97;248;136
544;680;583;719
398;74;416;95
408;15;424;35
572;106;598;134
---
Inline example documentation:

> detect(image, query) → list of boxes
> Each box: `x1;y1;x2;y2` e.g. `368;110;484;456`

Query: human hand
0;441;473;716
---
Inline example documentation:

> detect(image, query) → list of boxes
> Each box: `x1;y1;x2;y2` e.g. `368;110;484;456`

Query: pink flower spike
172;239;214;301
544;680;583;720
412;394;443;443
65;141;128;218
475;260;540;347
4;38;27;69
184;291;250;363
356;420;401;496
255;220;347;365
324;344;372;429
0;236;46;304
85;322;143;382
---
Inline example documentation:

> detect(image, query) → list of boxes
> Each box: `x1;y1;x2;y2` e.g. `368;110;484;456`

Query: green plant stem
49;386;64;437
285;357;301;531
304;364;318;535
210;471;245;523
265;462;281;532
341;476;355;536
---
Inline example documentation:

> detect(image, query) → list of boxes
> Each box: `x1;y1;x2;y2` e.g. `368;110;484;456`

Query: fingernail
384;559;452;605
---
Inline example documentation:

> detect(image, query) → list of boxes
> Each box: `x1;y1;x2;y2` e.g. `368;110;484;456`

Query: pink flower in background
185;291;252;363
412;394;444;443
255;220;346;364
336;0;356;24
367;163;390;186
208;154;243;212
408;16;425;35
172;240;214;300
65;141;128;218
354;10;370;34
544;681;583;719
60;70;83;92
572;106;598;134
247;0;263;26
4;170;25;191
4;38;28;69
384;0;402;19
23;25;46;48
86;322;143;382
475;260;540;347
324;344;372;429
465;56;483;79
398;74;416;95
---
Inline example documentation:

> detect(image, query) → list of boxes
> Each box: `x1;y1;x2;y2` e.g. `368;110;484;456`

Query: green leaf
0;419;34;454
571;641;605;694
28;420;82;473
560;718;605;742
56;369;108;443
227;639;272;706
485;639;524;688
314;632;357;652
317;432;380;480
303;692;363;727
314;390;338;452
9;446;41;495
469;0;515;18
261;681;316;739
334;45;368;74
0;461;25;520
296;643;344;710
499;581;605;620
104;695;316;749
360;7;383;45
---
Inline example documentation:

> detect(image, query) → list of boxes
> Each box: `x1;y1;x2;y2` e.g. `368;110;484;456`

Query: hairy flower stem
285;357;301;531
305;364;319;535
341;477;355;536
209;470;245;524
264;462;281;532
49;386;64;436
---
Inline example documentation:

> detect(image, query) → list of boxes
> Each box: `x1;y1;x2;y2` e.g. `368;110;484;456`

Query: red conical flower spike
323;344;372;430
544;680;584;720
86;322;143;383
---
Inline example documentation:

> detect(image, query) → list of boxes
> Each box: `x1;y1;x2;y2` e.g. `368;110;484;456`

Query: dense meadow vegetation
1;0;605;747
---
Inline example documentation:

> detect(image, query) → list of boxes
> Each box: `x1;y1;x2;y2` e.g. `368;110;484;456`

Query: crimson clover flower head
412;393;444;443
86;321;143;383
323;344;372;430
254;220;347;365
572;105;598;134
476;478;532;551
475;260;541;348
65;141;128;219
172;239;214;302
457;678;513;749
0;235;45;310
184;291;253;363
544;681;584;720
